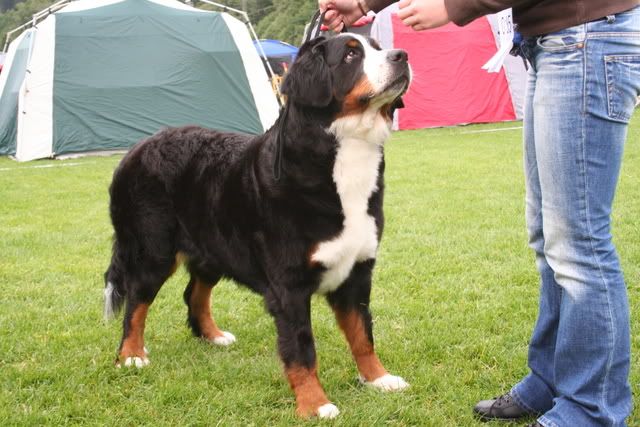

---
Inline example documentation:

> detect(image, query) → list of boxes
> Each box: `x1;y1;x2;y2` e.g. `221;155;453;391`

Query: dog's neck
329;106;392;146
263;103;391;184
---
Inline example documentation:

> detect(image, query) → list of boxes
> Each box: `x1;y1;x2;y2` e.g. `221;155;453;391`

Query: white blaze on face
311;34;409;295
343;33;401;99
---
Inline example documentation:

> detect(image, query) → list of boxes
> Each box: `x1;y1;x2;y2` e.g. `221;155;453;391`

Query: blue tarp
253;39;298;60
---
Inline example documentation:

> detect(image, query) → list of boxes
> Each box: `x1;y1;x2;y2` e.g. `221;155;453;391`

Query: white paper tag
482;8;514;73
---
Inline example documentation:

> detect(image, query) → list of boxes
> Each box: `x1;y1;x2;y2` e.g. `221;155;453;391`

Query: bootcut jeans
510;6;640;427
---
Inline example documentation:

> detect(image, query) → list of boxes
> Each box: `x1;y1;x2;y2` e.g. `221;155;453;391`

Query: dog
104;33;411;419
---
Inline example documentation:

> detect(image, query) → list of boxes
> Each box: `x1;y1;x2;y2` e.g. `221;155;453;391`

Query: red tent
371;7;526;130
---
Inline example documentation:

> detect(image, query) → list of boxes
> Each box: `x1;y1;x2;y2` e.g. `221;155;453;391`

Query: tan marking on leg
334;308;387;382
190;279;224;340
120;303;149;359
286;365;330;418
170;252;187;276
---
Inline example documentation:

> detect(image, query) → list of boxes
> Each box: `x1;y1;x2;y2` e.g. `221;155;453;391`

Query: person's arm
443;0;536;26
396;0;538;31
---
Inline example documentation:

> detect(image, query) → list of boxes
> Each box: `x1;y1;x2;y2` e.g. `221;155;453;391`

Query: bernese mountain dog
104;33;411;419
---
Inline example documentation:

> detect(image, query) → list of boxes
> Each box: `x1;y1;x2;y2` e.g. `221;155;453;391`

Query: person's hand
397;0;451;31
319;0;366;32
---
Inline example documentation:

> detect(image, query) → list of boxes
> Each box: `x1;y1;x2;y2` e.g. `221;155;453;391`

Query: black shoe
473;392;531;421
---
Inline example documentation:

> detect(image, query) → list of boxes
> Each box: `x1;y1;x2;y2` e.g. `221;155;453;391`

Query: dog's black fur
105;34;409;416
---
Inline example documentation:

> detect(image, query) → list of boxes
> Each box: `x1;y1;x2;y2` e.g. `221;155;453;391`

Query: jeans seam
539;414;560;427
587;32;640;39
583;45;617;426
605;58;616;120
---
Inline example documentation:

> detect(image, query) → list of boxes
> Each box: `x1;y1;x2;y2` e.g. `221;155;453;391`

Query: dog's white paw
359;374;409;392
117;356;150;369
317;403;340;419
211;331;236;346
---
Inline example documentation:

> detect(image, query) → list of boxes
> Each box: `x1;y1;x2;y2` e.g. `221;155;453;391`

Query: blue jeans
510;7;640;427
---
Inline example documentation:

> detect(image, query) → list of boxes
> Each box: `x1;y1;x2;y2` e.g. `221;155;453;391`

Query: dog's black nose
387;49;408;63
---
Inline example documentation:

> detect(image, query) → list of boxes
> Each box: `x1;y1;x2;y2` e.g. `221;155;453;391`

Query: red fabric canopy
393;16;516;129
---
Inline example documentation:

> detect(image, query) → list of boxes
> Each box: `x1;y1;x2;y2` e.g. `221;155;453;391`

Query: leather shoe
473;392;531;421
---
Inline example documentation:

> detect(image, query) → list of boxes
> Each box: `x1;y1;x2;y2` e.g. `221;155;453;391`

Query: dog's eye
344;48;359;63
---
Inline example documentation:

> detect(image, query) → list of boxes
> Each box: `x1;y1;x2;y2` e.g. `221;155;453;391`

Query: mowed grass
0;115;638;426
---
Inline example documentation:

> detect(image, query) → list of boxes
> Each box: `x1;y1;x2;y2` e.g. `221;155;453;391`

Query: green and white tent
0;0;279;161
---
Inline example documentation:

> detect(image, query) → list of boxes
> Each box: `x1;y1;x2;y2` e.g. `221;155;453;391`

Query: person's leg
474;44;560;420
524;10;638;426
509;46;560;415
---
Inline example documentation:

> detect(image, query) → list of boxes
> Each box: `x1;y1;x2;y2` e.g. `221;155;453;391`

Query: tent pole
2;0;72;52
189;0;281;105
193;0;246;17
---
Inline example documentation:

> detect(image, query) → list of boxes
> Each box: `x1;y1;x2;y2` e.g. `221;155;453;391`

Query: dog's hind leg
115;245;177;368
116;268;172;368
183;275;236;346
117;295;152;368
326;261;409;392
266;289;338;419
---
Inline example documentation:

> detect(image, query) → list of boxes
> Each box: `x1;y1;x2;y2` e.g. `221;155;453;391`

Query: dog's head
281;34;410;121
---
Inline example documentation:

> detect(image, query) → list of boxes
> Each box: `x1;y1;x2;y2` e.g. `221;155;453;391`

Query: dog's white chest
312;137;382;295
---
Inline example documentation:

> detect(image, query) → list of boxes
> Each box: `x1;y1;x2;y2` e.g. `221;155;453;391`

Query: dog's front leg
327;261;410;391
265;289;339;419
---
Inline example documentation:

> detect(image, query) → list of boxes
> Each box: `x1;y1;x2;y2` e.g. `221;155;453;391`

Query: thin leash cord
273;10;345;181
273;101;289;181
304;10;326;44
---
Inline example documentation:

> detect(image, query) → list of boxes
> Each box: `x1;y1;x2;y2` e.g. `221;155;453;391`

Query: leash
273;10;347;181
303;10;328;44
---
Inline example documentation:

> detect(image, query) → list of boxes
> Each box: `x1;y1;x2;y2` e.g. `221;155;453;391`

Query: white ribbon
482;8;514;73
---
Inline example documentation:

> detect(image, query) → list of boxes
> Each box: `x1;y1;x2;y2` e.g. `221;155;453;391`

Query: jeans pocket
537;32;586;52
605;55;640;123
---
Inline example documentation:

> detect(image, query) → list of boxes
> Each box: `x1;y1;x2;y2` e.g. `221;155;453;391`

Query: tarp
253;39;298;75
254;39;298;59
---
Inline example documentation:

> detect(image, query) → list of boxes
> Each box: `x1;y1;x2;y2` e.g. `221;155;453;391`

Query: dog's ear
281;37;332;107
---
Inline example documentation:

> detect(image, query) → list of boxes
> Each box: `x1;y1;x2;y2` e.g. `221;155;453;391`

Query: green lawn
1;116;638;426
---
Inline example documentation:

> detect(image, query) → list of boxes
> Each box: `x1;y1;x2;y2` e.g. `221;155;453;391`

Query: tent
0;0;279;161
370;5;527;130
0;29;34;156
253;39;298;75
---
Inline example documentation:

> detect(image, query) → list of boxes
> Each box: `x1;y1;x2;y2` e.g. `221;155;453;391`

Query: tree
0;0;56;47
1;0;24;13
255;0;316;45
192;0;273;25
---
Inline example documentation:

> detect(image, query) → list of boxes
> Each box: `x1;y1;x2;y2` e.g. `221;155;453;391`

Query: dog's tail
103;240;127;321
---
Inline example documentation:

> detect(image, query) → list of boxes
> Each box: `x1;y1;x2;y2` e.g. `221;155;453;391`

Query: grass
0;115;638;426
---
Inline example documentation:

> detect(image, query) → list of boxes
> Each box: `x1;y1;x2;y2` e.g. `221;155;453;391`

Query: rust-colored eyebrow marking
346;39;360;48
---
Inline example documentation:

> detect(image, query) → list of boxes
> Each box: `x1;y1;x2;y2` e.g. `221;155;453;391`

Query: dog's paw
359;374;409;391
116;356;150;369
210;331;236;346
317;403;340;419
